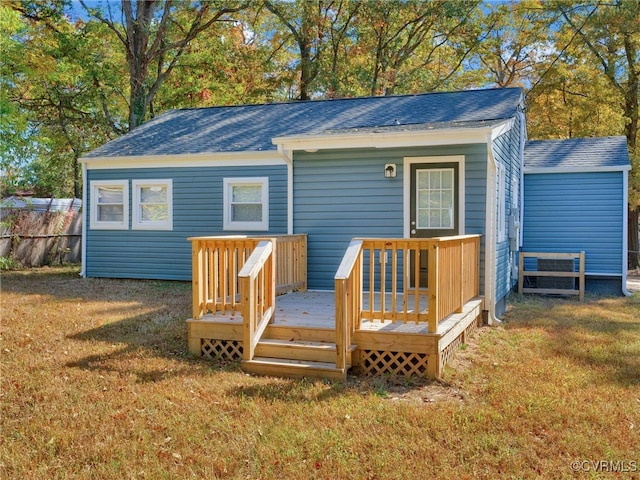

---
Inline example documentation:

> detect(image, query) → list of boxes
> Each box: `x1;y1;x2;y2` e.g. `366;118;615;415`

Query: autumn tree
478;0;552;88
262;0;336;100
355;0;484;96
531;0;640;268
80;0;249;129
3;1;121;197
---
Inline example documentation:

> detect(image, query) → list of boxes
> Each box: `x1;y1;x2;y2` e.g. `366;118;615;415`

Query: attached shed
522;136;631;295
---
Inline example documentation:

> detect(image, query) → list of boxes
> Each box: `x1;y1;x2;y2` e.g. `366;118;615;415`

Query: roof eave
273;120;514;152
524;165;631;174
78;150;284;169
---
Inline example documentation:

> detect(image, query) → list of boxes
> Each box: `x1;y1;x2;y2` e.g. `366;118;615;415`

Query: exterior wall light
384;164;397;178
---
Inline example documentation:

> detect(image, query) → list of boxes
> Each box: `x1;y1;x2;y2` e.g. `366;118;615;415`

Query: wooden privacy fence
189;234;307;319
0;206;81;267
335;235;481;346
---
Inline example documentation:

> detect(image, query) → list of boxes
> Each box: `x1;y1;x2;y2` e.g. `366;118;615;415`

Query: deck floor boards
198;291;482;337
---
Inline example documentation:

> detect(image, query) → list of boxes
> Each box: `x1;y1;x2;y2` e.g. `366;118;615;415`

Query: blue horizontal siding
293;145;488;290
492;119;524;306
86;165;287;280
523;171;624;275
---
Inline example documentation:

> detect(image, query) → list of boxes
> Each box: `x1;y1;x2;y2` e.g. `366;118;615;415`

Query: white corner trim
277;145;294;235
80;151;286;169
80;163;87;277
622;168;631;296
485;134;500;324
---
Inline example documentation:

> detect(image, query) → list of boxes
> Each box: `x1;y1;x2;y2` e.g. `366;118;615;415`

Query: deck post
427;352;440;378
192;239;205;319
457;238;464;313
241;274;255;361
187;331;202;356
427;241;439;333
335;279;347;372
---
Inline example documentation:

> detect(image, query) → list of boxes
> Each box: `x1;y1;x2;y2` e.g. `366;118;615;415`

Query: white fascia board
79;151;286;170
490;118;515;140
272;121;513;152
524;165;631;174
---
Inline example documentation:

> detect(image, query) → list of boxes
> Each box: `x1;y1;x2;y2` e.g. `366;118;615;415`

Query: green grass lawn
1;267;638;479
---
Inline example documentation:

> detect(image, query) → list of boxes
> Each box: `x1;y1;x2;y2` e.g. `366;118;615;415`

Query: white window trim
497;162;507;242
90;180;129;230
223;177;269;231
132;179;173;231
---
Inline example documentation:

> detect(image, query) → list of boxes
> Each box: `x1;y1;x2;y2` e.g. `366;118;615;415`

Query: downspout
277;145;294;235
80;162;87;277
622;167;631;296
485;134;501;324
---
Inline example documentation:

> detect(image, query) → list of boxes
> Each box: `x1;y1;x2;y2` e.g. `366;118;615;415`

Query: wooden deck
187;234;484;380
187;291;484;379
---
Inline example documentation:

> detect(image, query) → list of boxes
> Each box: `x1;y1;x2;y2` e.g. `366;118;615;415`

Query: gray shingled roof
524;136;630;170
84;87;523;158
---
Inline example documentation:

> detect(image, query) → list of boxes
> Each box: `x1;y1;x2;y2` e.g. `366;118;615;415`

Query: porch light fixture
384;163;397;178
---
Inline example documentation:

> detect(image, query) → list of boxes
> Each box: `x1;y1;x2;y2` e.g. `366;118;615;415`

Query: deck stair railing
334;235;481;366
238;240;276;360
334;239;364;372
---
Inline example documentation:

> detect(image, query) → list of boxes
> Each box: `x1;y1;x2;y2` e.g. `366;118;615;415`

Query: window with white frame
496;163;507;241
223;177;269;231
132;179;173;230
90;180;129;230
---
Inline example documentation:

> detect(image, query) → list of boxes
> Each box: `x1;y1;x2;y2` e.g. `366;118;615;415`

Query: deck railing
189;234;307;319
270;234;307;294
239;240;276;360
190;236;258;319
334;235;481;344
334;239;364;372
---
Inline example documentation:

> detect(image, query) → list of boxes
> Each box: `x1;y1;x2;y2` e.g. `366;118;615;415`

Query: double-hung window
223;177;269;231
132;179;173;230
90;180;129;230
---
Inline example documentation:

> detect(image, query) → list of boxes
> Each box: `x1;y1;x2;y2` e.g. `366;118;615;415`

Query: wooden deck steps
255;338;337;363
242;357;348;380
241;338;356;380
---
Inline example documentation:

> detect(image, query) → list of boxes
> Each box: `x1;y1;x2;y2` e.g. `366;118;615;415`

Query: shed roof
524;136;630;171
83;87;523;158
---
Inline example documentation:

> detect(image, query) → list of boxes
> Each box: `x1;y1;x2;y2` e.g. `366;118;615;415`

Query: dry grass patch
1;267;639;479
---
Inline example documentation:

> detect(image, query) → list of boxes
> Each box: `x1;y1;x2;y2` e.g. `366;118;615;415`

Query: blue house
80;88;531;323
80;87;633;378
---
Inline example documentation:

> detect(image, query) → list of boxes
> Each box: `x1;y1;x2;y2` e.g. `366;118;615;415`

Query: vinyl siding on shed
85;165;287;280
293;144;488;290
523;171;623;275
